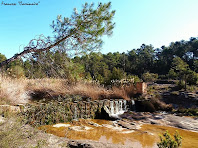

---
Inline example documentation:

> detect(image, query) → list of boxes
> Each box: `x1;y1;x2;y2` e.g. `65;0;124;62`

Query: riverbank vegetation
0;37;197;87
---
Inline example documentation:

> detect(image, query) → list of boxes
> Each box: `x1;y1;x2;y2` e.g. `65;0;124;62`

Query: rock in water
67;140;94;148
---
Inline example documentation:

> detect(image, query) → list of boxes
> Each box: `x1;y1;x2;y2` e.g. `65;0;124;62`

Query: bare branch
0;34;72;68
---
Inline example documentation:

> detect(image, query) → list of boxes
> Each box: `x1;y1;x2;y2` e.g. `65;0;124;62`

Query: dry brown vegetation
0;75;29;105
0;75;133;105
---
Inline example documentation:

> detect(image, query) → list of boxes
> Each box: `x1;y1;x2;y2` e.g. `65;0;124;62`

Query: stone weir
61;99;136;120
0;99;135;121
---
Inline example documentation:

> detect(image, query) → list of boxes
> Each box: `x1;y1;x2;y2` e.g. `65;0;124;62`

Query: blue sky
0;0;198;58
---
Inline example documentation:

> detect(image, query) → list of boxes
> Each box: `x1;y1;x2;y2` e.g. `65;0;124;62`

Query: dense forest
0;37;198;86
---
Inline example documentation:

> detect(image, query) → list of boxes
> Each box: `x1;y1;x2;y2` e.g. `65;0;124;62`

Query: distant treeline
0;37;198;85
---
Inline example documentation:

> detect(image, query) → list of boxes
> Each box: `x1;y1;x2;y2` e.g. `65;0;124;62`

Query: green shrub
168;68;178;79
111;67;126;81
159;75;168;80
177;80;186;90
142;72;158;82
186;85;198;92
127;75;141;83
186;71;198;85
174;108;198;117
7;65;25;78
157;130;182;148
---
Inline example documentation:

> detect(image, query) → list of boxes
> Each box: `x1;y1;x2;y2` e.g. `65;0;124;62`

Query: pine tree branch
0;34;71;68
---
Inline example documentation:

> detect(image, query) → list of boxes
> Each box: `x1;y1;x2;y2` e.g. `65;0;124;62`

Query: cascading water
115;101;118;113
74;105;77;120
109;100;125;118
119;100;123;112
110;101;114;115
123;100;127;111
131;100;135;105
131;99;135;111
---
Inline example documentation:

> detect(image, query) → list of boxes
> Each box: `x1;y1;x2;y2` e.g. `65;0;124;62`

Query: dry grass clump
0;75;29;105
121;84;136;98
0;75;132;104
26;78;68;93
150;97;172;111
69;82;130;100
136;97;172;112
20;78;131;101
26;78;69;100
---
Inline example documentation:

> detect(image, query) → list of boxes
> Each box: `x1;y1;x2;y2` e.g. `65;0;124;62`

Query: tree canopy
0;2;115;68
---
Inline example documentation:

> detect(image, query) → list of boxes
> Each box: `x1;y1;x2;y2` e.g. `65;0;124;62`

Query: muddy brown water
39;119;198;148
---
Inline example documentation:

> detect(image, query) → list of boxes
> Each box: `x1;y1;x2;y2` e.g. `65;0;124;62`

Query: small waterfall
131;100;135;105
108;100;124;118
74;105;77;120
110;101;114;114
119;100;123;112
115;101;118;113
123;100;127;111
131;100;135;111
